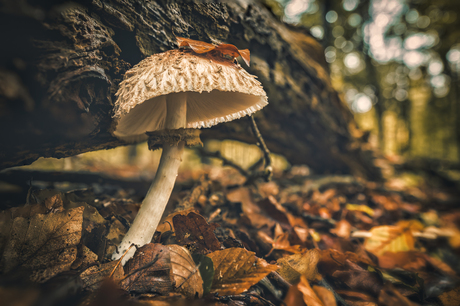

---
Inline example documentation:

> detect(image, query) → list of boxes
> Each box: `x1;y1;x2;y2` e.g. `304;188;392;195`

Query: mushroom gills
114;90;266;142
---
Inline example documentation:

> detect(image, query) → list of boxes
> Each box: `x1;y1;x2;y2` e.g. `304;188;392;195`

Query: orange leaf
297;276;325;306
207;247;278;295
176;37;216;54
313;285;337;306
363;225;415;256
176;36;251;66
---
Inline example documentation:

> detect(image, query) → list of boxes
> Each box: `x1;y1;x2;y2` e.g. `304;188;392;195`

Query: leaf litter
0;165;459;305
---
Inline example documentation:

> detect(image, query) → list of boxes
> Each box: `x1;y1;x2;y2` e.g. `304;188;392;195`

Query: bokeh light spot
343;0;359;11
310;25;324;39
326;10;338;23
428;60;443;75
348;13;362;27
352;94;373;113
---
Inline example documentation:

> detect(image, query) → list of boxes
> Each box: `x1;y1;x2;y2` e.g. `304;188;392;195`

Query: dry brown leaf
270;232;303;254
317;249;375;277
173;212;221;253
313;285;337;306
332;260;383;296
335;290;377;304
81;203;107;258
226;187;275;229
277;249;321;284
208;247;278;295
80;261;124;291
378;282;419;306
120;244;202;298
330;219;352;238
284;281;307;306
168;244;203;298
257;196;291;227
297;276;325;306
0;206;84;283
157;208;198;232
120;244;173;294
364;225;415;256
439;286;460;306
378;251;457;276
105;217;127;257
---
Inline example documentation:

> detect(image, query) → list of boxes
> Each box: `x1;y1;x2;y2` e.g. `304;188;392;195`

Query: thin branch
249;115;272;182
195;146;249;177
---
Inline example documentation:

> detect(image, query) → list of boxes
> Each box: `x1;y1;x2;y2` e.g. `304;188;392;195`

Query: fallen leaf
120;244;173;295
168;244;203;298
278;249;321;284
0;206;84;283
80;261;124;291
156;207;198;233
208;247;278;295
173;212;221;254
346;204;375;217
257;196;291;227
176;37;250;66
284;281;307;306
312;285;337;306
330;219;352;238
105;217;127;257
82;203;107;258
439;286;460;306
270;232;303;255
395;220;424;232
335;290;377;305
364;225;415;256
226;187;275;229
378;251;457;276
297;276;325;306
378;282;419;306
332;260;384;296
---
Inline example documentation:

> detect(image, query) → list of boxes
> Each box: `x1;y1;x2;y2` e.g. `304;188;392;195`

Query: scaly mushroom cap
113;49;268;142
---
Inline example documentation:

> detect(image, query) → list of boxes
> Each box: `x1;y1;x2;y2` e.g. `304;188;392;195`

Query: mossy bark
0;0;382;180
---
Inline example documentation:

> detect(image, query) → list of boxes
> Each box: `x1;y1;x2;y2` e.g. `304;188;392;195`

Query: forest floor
0;163;459;306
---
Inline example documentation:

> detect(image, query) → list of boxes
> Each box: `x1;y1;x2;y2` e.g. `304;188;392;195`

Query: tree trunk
0;0;382;180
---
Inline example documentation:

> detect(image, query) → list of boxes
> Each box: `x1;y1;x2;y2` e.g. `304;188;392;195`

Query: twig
174;176;210;212
249;115;272;182
196;147;249;177
109;244;135;278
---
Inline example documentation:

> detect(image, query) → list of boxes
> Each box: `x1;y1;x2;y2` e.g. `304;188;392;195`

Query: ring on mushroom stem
111;39;268;264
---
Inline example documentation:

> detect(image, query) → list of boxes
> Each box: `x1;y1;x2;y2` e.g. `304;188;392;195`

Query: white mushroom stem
112;92;187;264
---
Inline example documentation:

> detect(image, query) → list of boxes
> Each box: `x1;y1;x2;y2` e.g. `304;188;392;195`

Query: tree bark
0;0;382;180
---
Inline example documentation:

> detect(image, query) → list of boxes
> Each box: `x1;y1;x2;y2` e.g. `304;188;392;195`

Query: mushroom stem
112;93;188;264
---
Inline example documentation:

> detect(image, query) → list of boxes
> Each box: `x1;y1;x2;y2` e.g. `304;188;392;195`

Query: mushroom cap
113;49;268;142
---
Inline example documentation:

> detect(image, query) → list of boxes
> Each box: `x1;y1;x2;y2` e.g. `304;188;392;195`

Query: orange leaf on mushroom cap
176;37;251;66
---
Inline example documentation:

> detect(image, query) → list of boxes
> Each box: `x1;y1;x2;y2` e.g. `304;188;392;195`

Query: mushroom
111;40;267;263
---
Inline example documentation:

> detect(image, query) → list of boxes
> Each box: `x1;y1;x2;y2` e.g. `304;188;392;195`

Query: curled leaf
176;37;250;66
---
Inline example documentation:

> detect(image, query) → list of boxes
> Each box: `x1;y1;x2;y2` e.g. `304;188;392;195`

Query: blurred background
265;0;460;161
17;0;460;182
